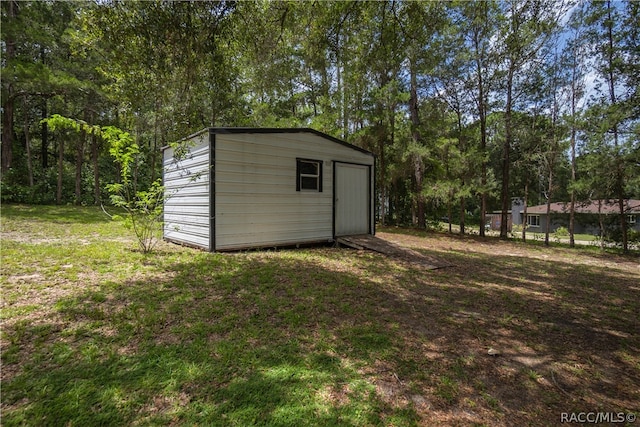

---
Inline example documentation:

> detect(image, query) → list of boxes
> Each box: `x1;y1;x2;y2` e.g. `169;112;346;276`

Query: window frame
527;214;541;227
628;214;637;225
296;158;323;192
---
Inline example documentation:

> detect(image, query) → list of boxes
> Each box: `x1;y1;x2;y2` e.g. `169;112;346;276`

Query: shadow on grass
2;244;639;425
380;225;640;257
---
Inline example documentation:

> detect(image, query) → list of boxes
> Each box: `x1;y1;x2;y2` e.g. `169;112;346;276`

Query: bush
104;126;165;254
554;226;569;237
426;219;444;232
627;229;640;245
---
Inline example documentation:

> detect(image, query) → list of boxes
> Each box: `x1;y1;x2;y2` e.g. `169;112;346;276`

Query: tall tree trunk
151;131;158;184
75;129;85;204
472;5;489;238
1;1;17;177
152;101;160;183
569;94;577;247
455;109;466;236
603;0;627;252
409;59;425;229
75;111;90;205
522;183;528;242
57;137;64;204
479;120;487;236
378;133;386;226
500;66;514;239
568;36;580;248
2;96;15;177
342;64;348;140
41;99;49;169
544;167;553;246
459;193;466;235
23;96;34;188
598;200;605;250
448;194;453;233
335;40;346;140
92;131;100;204
546;57;561;247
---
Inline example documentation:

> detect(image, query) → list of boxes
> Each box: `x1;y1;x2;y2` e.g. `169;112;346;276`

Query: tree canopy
1;0;638;249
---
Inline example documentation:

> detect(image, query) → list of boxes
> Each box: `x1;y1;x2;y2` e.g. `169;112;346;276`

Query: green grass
434;221;603;244
2;205;639;426
523;231;598;242
1;205;413;426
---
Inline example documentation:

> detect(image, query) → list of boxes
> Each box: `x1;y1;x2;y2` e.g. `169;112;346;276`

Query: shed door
335;163;370;236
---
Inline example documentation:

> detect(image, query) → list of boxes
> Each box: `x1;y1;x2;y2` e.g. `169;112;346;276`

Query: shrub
104;126;165;254
42;115;165;253
554;226;569;237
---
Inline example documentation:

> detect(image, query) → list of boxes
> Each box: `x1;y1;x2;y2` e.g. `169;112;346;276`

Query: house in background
514;199;640;235
486;210;513;232
485;198;523;232
162;128;375;251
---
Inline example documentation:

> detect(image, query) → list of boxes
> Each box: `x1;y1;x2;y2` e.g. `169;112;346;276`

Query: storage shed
163;128;375;251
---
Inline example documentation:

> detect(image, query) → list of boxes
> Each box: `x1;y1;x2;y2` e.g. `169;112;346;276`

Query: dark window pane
301;176;318;190
300;161;318;175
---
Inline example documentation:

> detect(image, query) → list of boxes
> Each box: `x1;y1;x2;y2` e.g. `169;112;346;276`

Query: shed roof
166;127;374;156
523;200;640;215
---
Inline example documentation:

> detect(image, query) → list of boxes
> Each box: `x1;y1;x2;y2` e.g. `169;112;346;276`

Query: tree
80;0;237;181
496;0;566;239
3;0;637;242
43;114;164;253
1;0;18;177
395;1;448;228
455;1;502;236
104;126;165;254
561;3;588;247
583;0;640;252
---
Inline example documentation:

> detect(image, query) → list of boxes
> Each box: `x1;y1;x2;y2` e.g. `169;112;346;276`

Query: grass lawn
1;205;639;426
518;232;598;243
437;222;599;244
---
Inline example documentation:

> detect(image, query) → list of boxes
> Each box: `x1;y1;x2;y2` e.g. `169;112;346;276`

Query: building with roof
162;128;375;251
513;199;640;235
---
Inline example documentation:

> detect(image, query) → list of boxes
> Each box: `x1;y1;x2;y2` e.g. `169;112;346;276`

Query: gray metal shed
162;128;375;251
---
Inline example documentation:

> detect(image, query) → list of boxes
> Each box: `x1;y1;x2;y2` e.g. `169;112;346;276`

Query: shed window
296;159;322;192
628;215;637;224
527;214;540;227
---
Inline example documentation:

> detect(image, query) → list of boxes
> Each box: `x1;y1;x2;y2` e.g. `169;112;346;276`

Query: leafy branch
42;115;165;253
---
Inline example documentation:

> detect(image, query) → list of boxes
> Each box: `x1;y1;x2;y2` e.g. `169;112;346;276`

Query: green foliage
554;226;569;238
0;166;61;205
101;126;164;254
1;0;638;230
43;114;100;135
106;178;164;253
41;115;165;253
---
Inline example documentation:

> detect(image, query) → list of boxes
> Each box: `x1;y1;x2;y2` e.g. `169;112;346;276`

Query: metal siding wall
215;132;373;250
163;133;211;249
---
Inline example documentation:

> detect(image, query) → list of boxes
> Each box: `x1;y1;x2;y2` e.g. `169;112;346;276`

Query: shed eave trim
160;128;210;152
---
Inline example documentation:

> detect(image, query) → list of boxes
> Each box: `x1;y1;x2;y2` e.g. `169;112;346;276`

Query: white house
162;128;375;251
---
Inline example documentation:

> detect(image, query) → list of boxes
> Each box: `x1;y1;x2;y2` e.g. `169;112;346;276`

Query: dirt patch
1;230;132;246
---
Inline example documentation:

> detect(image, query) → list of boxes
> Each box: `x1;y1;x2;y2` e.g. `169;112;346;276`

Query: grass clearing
1;205;639;425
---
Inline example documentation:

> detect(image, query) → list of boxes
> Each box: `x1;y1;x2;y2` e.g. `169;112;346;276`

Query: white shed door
335;163;370;236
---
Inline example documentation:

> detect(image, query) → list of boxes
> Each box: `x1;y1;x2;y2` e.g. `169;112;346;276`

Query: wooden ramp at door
336;234;451;270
